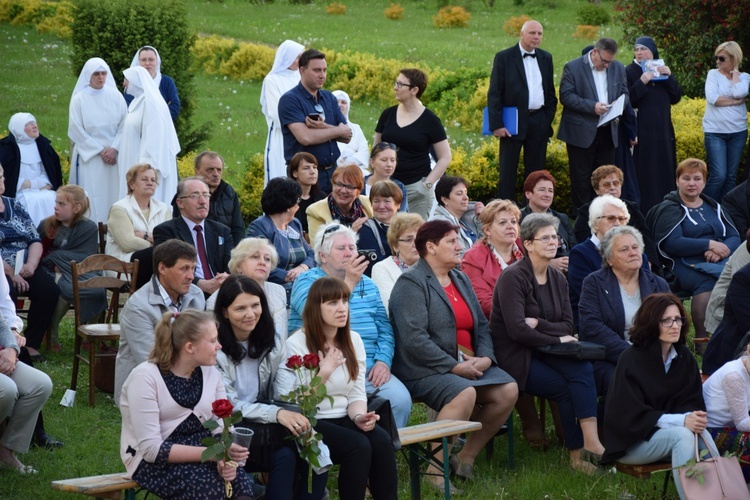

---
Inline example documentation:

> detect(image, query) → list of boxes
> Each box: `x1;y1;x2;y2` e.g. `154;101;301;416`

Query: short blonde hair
125;163;159;195
228;237;279;273
386;212;424;252
478;200;521;242
716;41;743;68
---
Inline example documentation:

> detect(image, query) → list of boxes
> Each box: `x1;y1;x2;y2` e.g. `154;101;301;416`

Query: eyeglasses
179;192;211;201
597;52;614;65
394;80;414;89
533;235;561;244
659;316;687;327
321;224;341;247
715;56;727;62
398;237;416;245
333;181;357;191
597;215;629;224
313;103;326;121
296;197;302;204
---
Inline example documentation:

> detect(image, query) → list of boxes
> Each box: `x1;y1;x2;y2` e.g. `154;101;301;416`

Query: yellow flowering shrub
240;153;265;221
503;15;531;37
325;2;346;15
219;42;276;82
0;0;73;37
35;1;73;39
384;3;404;20
573;25;599;40
672;97;708;161
433;6;470;29
177;151;198;180
326;50;412;103
191;35;239;75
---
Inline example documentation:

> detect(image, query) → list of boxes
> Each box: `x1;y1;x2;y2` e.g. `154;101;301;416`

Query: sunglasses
374;142;398;151
715;55;727;62
321;224;341;247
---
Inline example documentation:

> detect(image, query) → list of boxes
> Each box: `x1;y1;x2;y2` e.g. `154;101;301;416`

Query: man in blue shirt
278;49;352;194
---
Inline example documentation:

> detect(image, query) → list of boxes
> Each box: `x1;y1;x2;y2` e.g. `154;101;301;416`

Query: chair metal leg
441;436;450;500
407;446;421;499
661;469;672;499
70;332;81;391
507;411;514;469
88;338;96;407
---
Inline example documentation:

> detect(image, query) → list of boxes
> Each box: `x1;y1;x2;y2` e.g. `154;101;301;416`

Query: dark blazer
390;259;498;383
489;257;573;391
0;134;63;198
568;237;651;330
557;53;628;148
246;215;315;285
172;180;245;247
153;217;232;284
703;262;750;375
579;266;669;364
487;44;557;139
722;180;750;242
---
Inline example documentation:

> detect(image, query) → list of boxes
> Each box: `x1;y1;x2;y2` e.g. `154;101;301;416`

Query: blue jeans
704;130;748;201
365;372;412;428
619;427;718;500
523;353;598;450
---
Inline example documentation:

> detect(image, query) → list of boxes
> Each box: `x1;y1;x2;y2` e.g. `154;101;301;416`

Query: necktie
523;52;537;58
194;225;213;279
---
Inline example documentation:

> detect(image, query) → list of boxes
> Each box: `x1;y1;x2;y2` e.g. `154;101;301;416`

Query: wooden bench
51;472;138;499
398;419;482;500
615;461;673;499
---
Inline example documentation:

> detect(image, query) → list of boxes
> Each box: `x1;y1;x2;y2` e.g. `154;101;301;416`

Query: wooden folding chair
70;255;138;407
97;222;108;254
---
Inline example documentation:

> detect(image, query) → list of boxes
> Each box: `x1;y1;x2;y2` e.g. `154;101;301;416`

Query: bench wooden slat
615;461;672;479
398;419;481;446
51;473;138;495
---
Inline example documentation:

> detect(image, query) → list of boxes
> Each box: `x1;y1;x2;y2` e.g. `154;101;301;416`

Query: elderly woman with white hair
579;226;669;417
332;90;369;173
124;45;180;120
68;57;128;222
568;194;649;329
120;65;180;204
287;222;412;427
206;237;288;339
261;40;306;184
0;113;63;226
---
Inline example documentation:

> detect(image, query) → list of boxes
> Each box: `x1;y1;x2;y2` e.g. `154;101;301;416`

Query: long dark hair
214;275;275;363
629;293;689;349
302;276;358;382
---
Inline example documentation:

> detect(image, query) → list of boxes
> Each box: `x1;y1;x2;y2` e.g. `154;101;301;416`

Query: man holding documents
488;20;557;201
558;37;628;212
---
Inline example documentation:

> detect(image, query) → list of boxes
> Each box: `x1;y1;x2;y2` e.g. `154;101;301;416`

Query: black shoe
32;432;64;449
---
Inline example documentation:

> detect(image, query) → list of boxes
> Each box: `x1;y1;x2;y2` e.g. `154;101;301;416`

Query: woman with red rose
120;310;254;499
214;275;326;499
277;276;398;500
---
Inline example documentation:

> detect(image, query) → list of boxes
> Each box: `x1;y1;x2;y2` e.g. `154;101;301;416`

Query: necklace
443;282;459;302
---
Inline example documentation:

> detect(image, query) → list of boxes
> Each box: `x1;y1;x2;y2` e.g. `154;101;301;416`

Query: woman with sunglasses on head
601;293;718;500
375;68;451;221
305;164;373;238
490;213;604;474
277;276;398;500
702;41;749;201
364;143;408;213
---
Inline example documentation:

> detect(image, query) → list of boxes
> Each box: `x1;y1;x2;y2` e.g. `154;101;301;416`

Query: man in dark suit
488;20;557;202
558;37;629;213
153;177;232;295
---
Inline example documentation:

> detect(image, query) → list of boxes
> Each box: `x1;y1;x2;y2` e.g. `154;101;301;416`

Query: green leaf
203;419;219;431
201;437;218;447
201;447;215;463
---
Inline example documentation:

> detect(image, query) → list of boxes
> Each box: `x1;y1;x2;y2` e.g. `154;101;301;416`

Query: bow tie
523;52;537;58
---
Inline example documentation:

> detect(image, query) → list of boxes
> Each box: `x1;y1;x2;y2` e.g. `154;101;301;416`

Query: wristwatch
143;232;149;240
422;179;433;189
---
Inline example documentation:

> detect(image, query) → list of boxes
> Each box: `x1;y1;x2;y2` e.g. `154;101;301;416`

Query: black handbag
367;393;401;451
241;400;303;471
536;341;606;360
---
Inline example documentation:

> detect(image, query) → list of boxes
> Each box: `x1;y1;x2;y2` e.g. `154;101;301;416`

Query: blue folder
483;106;518;136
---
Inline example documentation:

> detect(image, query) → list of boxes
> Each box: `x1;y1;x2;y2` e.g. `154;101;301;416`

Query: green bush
240;153;265;223
70;0;208;155
577;4;610;26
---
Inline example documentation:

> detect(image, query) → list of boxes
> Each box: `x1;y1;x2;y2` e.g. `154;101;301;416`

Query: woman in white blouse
702;41;750;201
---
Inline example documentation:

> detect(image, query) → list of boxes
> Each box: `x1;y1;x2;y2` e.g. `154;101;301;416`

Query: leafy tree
615;0;750;98
71;0;208;153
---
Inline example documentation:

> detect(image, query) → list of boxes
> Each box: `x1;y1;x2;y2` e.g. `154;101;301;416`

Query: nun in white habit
124;45;181;121
0;113;62;226
260;39;305;185
68;57;127;223
332;90;369;173
119;66;180;204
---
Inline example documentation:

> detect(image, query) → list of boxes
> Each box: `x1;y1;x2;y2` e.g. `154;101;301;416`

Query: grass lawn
0;1;688;497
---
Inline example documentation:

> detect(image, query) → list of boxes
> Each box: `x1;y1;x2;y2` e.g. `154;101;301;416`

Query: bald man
488;20;557;202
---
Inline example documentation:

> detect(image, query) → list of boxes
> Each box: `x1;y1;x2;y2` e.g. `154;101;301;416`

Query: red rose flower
212;399;234;419
302;353;320;370
286;355;304;369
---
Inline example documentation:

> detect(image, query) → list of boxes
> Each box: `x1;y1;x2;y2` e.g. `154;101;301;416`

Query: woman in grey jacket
213;275;325;499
